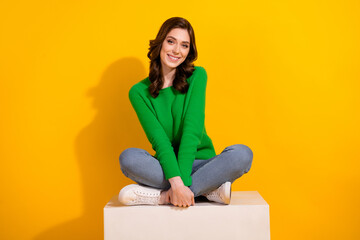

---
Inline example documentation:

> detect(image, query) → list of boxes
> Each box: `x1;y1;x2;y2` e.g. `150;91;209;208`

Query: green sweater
128;66;216;186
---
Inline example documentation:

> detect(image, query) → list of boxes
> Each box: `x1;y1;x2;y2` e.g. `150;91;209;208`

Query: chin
165;62;182;69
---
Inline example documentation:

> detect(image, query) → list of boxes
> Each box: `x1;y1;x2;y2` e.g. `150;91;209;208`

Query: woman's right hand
168;176;195;207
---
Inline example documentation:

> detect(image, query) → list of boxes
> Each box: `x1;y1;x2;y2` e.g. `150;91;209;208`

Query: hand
167;185;195;207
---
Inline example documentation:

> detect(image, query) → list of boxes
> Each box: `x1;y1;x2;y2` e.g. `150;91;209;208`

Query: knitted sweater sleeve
128;86;181;180
177;66;208;186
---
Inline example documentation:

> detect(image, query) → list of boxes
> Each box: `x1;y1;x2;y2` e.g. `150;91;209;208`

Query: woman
118;17;253;208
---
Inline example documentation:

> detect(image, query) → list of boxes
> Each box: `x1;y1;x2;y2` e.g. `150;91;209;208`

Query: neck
162;65;176;84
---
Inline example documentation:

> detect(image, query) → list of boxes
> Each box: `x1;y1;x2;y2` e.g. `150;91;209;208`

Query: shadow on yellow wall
34;58;150;239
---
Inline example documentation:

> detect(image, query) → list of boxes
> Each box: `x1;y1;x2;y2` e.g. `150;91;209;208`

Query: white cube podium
104;191;270;240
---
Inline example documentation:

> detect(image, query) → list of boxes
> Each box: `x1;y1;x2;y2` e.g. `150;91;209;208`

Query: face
160;28;191;71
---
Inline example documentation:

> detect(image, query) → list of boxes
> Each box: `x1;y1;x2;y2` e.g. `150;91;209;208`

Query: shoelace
130;189;160;205
205;188;224;201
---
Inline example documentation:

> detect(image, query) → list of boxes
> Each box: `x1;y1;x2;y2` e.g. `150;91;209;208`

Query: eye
182;45;189;48
167;40;173;44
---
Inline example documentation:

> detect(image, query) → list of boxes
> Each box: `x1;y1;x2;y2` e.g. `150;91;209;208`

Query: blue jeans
119;144;253;197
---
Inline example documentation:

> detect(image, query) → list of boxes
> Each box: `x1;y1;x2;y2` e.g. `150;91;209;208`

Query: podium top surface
104;191;269;208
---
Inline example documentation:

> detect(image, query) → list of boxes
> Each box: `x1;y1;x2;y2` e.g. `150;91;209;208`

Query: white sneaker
118;184;161;205
202;182;232;204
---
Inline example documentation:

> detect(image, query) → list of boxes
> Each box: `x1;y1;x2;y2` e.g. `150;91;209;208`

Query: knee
230;144;253;173
119;147;139;172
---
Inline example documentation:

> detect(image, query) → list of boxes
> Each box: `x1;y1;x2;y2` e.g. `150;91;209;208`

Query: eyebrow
167;36;190;44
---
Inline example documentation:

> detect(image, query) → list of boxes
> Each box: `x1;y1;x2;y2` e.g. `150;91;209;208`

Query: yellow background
1;0;359;239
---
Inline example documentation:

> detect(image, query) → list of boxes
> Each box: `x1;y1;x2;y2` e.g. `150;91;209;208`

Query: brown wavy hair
147;17;198;98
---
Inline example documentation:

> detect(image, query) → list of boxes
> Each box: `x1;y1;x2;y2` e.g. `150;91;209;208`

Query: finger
170;195;177;205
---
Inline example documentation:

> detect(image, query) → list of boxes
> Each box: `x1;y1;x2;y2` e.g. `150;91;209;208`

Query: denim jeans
119;144;253;197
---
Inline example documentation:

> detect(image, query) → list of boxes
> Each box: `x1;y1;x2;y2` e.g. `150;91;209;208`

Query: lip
167;54;181;61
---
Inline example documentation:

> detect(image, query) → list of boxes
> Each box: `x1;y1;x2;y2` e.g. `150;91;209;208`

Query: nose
172;44;180;54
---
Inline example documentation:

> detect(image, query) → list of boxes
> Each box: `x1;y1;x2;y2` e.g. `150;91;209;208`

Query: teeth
168;54;179;60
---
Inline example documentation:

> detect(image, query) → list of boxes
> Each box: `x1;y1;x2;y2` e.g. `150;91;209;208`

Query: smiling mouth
168;54;181;61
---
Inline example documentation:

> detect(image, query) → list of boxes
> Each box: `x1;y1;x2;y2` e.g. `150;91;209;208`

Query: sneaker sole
224;182;231;204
